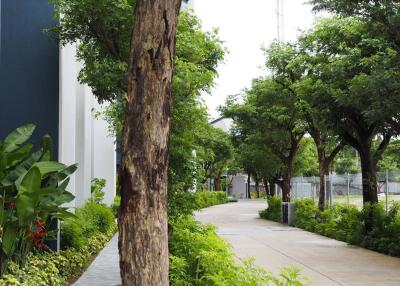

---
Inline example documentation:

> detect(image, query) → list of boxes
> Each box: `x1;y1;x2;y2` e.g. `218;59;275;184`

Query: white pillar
58;43;78;209
91;99;117;206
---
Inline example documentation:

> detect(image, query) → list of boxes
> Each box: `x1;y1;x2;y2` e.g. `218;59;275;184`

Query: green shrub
61;202;115;249
0;225;116;286
0;124;77;275
292;199;400;257
78;202;115;234
112;195;121;217
169;215;309;286
292;199;318;231
259;196;282;222
195;191;228;209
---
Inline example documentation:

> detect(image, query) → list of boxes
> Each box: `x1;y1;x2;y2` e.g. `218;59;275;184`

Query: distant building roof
211;117;233;133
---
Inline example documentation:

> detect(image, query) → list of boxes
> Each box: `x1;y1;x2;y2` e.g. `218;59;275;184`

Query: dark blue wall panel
0;0;59;152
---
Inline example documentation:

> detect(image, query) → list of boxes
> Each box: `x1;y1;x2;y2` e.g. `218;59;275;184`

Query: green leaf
51;208;76;220
2;224;17;256
41;135;54;161
3;124;35;153
2;148;44;188
57;164;78;181
16;167;41;226
5;144;33;168
33;161;66;176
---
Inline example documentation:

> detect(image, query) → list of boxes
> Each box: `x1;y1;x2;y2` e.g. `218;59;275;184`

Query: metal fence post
386;170;389;213
347;173;350;205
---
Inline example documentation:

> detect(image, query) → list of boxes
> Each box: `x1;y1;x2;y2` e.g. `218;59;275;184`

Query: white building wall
59;43;116;209
91;100;117;206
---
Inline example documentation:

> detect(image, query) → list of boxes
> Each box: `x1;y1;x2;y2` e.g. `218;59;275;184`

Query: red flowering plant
0;124;77;276
26;219;49;250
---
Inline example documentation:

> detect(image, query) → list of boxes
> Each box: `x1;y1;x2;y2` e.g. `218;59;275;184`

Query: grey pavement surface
196;200;400;286
72;235;121;286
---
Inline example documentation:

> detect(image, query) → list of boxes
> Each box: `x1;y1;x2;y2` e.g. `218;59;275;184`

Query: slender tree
118;1;181;285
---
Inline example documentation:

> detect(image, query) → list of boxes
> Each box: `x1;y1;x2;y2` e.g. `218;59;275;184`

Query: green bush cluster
169;215;309;286
0;201;117;285
194;191;228;209
293;199;400;256
61;202;115;249
259;196;282;222
111;195;121;217
0;227;116;286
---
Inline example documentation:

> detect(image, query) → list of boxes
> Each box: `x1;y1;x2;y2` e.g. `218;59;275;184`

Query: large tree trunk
359;145;378;204
281;171;291;202
119;1;181;285
214;174;222;191
263;178;270;196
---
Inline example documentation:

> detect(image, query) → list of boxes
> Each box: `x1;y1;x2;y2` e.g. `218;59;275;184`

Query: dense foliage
169;215;309;286
51;1;231;214
0;203;117;285
293;199;400;256
0;125;77;275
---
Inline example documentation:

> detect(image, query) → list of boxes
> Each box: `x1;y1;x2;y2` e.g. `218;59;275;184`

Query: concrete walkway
72;235;121;286
195;200;400;286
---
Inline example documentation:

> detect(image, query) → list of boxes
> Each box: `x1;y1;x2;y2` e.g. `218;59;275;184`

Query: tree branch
373;133;392;164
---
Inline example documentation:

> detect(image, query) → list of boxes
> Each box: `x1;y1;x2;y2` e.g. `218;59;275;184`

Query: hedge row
194;191;228;209
293;199;400;257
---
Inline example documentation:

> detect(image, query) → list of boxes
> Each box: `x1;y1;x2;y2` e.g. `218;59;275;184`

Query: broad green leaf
3;124;35;153
57;164;78;181
16;167;41;226
33;161;66;176
2;224;17;256
2;148;44;188
5;144;33;168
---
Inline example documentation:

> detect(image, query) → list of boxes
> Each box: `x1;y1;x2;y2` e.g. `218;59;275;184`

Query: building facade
0;0;116;207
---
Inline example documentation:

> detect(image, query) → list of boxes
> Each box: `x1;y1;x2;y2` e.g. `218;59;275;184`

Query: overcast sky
192;0;316;119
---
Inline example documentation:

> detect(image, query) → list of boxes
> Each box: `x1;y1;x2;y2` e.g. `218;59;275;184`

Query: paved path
195;200;400;286
72;235;121;286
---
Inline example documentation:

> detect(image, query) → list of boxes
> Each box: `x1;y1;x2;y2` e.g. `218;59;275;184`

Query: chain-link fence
275;171;400;211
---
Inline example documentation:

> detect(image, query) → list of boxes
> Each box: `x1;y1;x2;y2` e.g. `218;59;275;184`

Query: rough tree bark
214;174;222;191
118;1;182;285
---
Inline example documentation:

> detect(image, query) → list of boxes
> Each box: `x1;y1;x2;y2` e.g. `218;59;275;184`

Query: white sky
193;0;316;119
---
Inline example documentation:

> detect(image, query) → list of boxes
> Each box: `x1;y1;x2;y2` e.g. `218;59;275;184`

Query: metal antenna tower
276;0;284;41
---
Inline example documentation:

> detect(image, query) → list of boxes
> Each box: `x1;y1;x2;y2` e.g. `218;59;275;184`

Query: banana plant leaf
3;124;35;153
